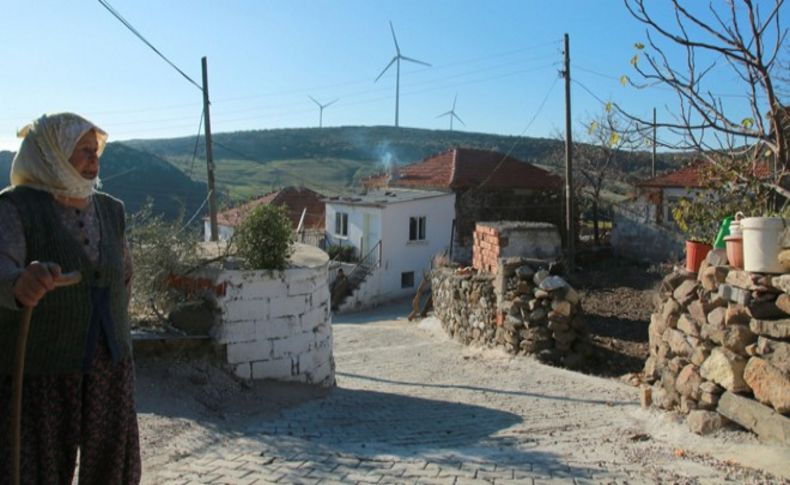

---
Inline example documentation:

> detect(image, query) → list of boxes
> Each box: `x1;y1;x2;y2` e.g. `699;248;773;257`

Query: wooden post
202;56;219;241
652;107;657;177
563;33;575;270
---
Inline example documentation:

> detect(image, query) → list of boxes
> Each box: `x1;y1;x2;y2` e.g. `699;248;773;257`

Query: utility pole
651;107;657;177
202;56;219;242
563;33;575;270
395;59;400;127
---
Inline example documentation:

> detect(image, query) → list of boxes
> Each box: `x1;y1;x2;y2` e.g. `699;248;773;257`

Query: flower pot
685;240;712;273
742;217;785;273
724;235;744;269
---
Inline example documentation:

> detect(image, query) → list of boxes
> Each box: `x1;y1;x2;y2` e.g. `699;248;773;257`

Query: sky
0;1;784;152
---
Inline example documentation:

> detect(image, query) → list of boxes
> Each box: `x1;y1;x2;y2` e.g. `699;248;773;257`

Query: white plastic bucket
741;217;786;273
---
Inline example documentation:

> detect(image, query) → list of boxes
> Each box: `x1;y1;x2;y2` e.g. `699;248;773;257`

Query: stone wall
189;244;335;387
611;200;684;262
646;251;790;443
432;257;590;368
473;222;561;274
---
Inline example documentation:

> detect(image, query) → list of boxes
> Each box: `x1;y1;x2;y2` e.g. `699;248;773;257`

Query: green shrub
326;244;357;262
235;204;294;270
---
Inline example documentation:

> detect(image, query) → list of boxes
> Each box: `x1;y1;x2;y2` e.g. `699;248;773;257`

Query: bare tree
622;0;788;203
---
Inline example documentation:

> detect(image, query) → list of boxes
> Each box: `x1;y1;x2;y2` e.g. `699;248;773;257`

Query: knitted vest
0;186;131;375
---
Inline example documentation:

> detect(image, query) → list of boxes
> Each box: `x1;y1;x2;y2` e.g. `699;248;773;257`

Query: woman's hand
12;261;62;307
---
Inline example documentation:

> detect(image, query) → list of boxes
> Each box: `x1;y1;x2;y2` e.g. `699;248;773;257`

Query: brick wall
473;224;505;274
473;222;562;275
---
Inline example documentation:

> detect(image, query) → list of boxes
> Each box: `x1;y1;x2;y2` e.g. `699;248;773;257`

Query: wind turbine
436;94;465;131
374;21;431;128
308;96;338;128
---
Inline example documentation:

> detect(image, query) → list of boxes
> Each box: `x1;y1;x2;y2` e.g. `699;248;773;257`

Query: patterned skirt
0;336;141;484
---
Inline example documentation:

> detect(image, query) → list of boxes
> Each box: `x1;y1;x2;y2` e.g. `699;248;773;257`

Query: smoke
374;140;399;172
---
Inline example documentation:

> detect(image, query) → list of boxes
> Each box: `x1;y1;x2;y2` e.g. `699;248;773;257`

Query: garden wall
432;257;590;368
646;251;789;443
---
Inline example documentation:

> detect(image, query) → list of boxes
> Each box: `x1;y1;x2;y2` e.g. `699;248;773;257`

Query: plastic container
713;216;733;249
741;217;786;273
728;212;744;238
724;235;744;269
685;240;712;273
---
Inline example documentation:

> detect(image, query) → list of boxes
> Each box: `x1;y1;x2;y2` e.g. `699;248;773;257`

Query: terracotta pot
685;240;712;273
724;235;744;269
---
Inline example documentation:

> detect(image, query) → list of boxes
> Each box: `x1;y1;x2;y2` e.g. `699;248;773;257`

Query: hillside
0;143;207;220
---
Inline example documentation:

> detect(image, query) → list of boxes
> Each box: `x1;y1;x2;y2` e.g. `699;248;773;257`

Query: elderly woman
0;113;140;484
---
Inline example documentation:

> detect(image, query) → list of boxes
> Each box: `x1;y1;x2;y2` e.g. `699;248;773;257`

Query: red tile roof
209;186;325;229
638;160;771;189
365;148;563;190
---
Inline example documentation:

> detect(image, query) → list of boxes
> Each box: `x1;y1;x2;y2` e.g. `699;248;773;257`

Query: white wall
203;221;234;242
324;204;382;258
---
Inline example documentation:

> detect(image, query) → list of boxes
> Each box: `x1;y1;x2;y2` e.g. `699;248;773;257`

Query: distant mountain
0;142;207;220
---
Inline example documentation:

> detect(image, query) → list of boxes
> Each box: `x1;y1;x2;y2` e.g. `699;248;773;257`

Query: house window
401;271;415;288
409;216;426;241
335;212;348;236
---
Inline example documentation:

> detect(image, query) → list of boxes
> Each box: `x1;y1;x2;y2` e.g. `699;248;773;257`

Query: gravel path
138;301;789;484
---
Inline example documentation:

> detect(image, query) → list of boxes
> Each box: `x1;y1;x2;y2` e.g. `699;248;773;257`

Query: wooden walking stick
11;271;82;485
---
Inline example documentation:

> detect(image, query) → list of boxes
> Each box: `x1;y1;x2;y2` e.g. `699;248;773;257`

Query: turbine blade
389;21;400;55
375;57;397;82
436;111;452;118
325;98;339;108
308;95;320;106
401;55;431;67
452;93;458;110
453;113;466;126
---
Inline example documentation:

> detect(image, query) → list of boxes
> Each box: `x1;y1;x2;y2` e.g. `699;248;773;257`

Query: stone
743;357;790;413
534;289;550;299
719;324;758;356
657;342;671;361
664;328;694;357
503;315;523;332
533;269;550;286
643;356;659;380
569;315;585;331
726;269;757;290
677;313;700;337
660;299;681;328
700;265;728;292
725;304;751;326
705;248;729;267
771;274;790;294
700;347;749;392
696;258;712;283
547;311;570;325
690;346;710;367
516;281;532;296
776;294;790;315
700;381;724;394
758;337;790;376
750;318;790;339
718;284;752;305
779;249;790;272
515;264;535;280
680;395;698;414
547;320;570;333
673;280;699;307
747;301;786;320
661;270;695;294
717;391;790;445
707;307;726;327
640;385;652;408
698;392;720;410
528;307;547;323
553;329;577;345
676;364;703;399
539;275;568;291
687;410;727;435
688;300;709;325
745;344;759;356
551;299;572;318
169;300;217;335
564;287;580;305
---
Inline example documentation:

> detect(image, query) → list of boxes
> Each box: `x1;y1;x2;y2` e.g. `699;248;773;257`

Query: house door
362;213;380;258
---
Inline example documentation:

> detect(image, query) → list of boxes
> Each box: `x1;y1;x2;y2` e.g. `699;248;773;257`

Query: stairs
331;241;381;311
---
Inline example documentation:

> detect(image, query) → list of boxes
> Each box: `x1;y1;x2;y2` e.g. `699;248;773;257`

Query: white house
324;188;455;309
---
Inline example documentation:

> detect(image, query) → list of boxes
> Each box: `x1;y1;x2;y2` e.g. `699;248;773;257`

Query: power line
187;109;204;177
96;0;203;91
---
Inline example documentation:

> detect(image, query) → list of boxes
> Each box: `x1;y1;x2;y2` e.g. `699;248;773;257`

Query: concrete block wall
473;222;562;275
210;245;335;387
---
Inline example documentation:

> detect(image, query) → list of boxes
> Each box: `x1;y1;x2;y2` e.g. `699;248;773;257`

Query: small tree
234;204;294;270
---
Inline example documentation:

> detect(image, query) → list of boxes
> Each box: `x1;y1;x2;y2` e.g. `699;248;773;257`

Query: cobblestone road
142;302;789;484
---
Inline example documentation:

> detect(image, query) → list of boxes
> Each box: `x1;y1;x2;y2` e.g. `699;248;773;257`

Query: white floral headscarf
10;113;108;199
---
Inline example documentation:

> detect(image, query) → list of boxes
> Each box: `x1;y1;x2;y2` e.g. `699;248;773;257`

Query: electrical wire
187;109;205;177
96;0;203;92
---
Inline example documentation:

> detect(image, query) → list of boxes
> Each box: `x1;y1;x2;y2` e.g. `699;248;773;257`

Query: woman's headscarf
10;113;108;199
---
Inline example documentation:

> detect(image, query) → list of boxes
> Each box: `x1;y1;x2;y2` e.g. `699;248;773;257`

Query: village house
203;186;325;243
364;147;564;263
611;161;770;262
324;187;455;310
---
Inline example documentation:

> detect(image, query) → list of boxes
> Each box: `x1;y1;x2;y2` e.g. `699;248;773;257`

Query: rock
553;329;576;345
698;392;720;410
750;318;790;339
718;284;752;305
700;347;749;392
771;274;790;294
528;307;547;323
673;280;699;307
745;344;759;356
516;281;532;296
691;345;711;367
564;287;580;305
743;358;790;413
747;301;786;320
640;385;652;409
680;395;698;414
725;304;751;326
700;381;724;394
664;328;694;357
547;311;570;325
688;300;708;325
539;275;568;291
757;337;790;376
503;315;523;332
644;356;659;381
660;299;681;328
676;364;703;399
547;320;570;333
515;265;535;280
534;289;550;299
687;410;728;435
700;265;728;292
707;307;726;327
668;356;689;374
775;294;790;315
662;270;695;294
717;391;790;445
551;299;572;318
720;324;757;356
657;342;671;361
726;269;757;290
569;315;585;332
705;248;729;267
696;258;712;283
533;269;550;286
779;249;790;272
169;300;217;335
677;313;700;337
536;348;562;364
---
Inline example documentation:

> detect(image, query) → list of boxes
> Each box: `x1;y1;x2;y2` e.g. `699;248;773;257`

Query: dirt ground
567;257;666;378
